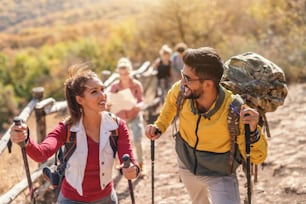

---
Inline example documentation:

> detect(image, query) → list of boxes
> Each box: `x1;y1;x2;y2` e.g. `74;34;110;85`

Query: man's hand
145;124;161;140
240;105;260;132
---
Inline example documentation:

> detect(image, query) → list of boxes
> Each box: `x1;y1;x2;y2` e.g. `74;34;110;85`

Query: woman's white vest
65;112;118;196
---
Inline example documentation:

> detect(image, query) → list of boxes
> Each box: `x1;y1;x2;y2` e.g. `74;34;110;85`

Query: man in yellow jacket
145;47;267;204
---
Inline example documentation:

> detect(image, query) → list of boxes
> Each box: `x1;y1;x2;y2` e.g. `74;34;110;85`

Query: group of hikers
9;44;268;204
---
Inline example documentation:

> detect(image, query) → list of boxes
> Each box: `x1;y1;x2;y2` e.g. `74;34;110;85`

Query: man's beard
183;85;201;99
185;93;200;99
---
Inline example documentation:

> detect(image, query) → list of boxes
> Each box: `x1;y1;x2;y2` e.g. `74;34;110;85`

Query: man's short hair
175;42;188;53
183;47;224;84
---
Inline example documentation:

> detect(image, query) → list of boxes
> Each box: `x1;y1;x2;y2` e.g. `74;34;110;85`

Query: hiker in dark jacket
10;63;139;204
145;47;268;204
153;44;173;96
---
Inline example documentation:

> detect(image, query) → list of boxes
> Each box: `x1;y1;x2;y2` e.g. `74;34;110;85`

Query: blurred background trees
0;0;305;128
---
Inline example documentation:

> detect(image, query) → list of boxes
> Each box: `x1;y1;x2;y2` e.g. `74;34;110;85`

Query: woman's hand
121;164;139;180
10;123;29;145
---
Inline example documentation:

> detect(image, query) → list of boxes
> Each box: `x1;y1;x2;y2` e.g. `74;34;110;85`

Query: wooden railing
0;61;159;204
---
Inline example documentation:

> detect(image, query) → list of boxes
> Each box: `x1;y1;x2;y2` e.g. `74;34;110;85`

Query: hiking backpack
43;113;120;196
220;52;288;202
221;52;288;137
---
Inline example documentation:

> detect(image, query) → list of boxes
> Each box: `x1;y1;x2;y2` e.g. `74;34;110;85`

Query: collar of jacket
190;85;225;119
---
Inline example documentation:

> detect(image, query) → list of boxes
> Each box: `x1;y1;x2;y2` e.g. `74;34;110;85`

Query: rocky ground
1;83;306;204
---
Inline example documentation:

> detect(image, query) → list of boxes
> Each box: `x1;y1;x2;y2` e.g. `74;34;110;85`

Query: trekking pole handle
245;124;251;154
122;154;131;168
122;154;136;204
244;113;251;154
151;128;161;161
13;117;22;126
13;117;26;147
154;128;161;135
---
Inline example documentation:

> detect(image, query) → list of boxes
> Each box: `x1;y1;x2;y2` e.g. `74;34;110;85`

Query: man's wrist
250;128;260;143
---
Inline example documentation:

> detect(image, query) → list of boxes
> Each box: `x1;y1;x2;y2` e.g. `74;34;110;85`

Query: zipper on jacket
193;115;202;174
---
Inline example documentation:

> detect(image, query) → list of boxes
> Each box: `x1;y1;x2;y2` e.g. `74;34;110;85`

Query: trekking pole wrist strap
249;128;260;144
135;165;140;176
24;127;30;147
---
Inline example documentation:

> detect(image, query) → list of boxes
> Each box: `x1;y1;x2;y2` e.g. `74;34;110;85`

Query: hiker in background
145;47;268;204
108;58;146;177
10;63;139;204
172;42;188;83
152;44;173;98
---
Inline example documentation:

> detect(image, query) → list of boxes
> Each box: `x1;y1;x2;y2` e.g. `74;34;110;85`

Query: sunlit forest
0;0;305;128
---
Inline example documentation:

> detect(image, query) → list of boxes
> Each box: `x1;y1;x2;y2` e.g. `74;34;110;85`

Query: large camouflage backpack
221;52;288;137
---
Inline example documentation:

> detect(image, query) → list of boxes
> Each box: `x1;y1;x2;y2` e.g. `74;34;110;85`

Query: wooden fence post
32;86;46;173
33;87;45;145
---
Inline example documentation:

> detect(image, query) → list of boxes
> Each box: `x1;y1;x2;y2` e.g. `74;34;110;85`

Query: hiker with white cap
108;58;147;177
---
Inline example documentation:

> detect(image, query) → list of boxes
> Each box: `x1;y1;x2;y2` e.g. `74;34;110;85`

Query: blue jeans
128;114;145;164
57;188;118;204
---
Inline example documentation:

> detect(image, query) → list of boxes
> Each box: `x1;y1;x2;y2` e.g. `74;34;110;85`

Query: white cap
116;57;133;72
159;44;172;55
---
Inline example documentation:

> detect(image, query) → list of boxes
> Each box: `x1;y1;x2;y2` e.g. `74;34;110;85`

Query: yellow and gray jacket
155;82;268;176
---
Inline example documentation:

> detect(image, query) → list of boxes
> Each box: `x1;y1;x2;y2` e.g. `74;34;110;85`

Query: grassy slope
0;0;150;49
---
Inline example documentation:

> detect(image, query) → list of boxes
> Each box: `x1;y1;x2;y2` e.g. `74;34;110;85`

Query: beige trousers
177;158;240;204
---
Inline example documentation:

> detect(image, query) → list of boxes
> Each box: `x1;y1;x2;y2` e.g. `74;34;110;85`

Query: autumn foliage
0;0;305;127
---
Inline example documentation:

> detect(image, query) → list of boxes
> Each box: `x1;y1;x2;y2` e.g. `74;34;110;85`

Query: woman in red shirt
10;63;139;203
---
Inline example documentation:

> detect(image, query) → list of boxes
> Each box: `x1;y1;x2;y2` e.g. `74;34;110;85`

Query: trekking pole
14;117;36;203
151;139;155;204
122;154;135;204
151;129;161;204
245;122;252;204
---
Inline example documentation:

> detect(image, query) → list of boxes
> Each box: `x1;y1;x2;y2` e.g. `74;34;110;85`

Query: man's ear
203;80;214;89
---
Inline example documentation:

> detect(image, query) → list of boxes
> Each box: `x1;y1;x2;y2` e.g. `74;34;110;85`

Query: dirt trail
1;83;306;204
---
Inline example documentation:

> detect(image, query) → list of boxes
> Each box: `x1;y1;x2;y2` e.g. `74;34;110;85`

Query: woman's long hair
64;62;98;125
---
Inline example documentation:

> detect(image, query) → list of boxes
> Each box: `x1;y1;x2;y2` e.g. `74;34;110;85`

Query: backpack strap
227;94;244;174
258;109;271;138
63;126;77;162
171;85;185;136
52;124;76;197
56;125;76;172
108;113;120;158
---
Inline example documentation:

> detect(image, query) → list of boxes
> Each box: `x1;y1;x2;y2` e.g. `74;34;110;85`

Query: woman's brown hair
64;62;98;125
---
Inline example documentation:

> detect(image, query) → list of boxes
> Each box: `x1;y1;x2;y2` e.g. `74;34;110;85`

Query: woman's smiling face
76;77;107;113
